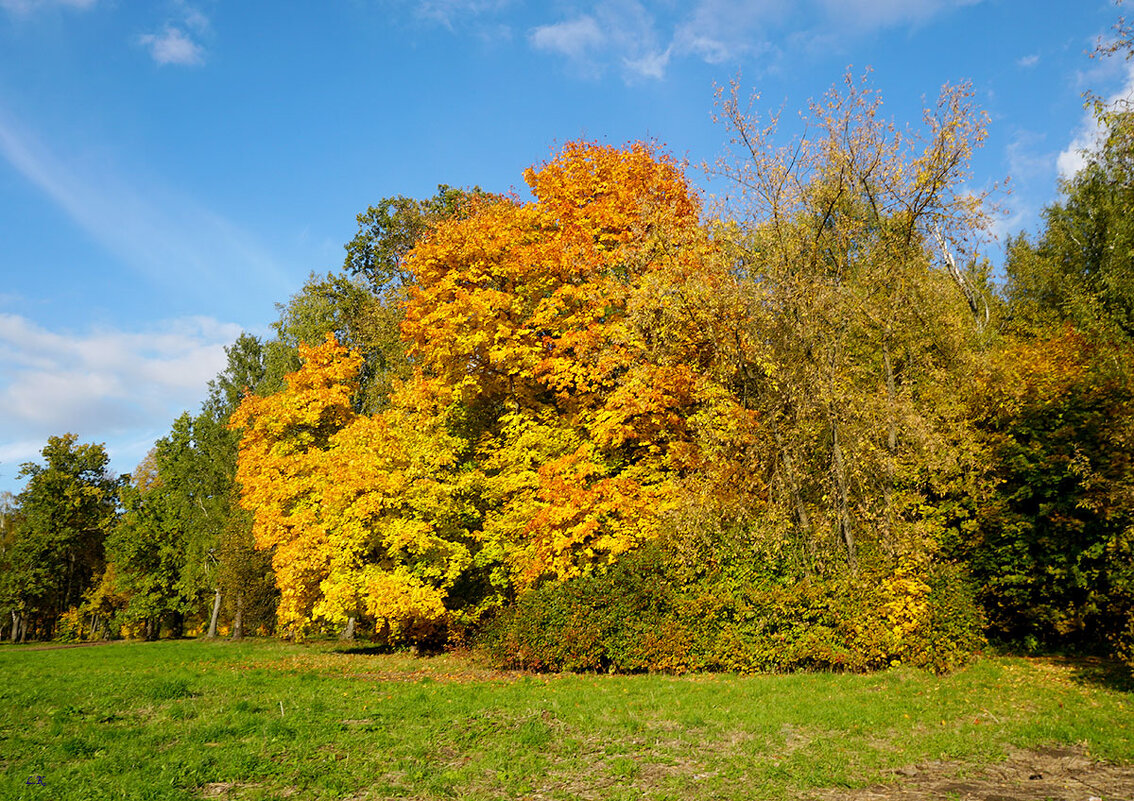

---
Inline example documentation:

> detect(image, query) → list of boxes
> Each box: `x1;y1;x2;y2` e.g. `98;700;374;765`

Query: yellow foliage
231;334;473;635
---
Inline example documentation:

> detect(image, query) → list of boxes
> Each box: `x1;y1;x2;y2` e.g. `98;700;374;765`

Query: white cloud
530;16;606;61
1017;54;1039;68
0;0;94;13
138;3;211;66
672;0;784;64
0;314;242;488
624;48;671;79
416;0;512;28
139;25;205;66
1057;61;1134;181
180;3;209;34
529;1;671;80
0;109;289;306
526;0;982;81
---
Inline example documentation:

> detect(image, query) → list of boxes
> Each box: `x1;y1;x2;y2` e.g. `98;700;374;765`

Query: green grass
0;639;1130;800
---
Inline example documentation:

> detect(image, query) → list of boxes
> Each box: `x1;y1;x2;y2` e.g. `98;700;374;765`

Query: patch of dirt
812;746;1134;801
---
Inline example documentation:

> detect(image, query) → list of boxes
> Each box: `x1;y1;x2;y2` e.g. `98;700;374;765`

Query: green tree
965;331;1134;650
982;52;1134;653
1;435;122;641
1005;110;1134;343
344;184;495;292
203;333;277;638
0;491;23;641
106;333;277;640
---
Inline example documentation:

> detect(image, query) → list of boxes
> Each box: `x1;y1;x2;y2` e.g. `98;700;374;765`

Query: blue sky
0;0;1129;494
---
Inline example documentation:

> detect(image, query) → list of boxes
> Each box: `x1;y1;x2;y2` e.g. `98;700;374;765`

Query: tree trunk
207;590;222;638
9;611;16;643
881;335;898;552
831;418;857;571
771;416;815;571
231;596;244;640
169;610;184;639
340;616;356;641
19;614;27;643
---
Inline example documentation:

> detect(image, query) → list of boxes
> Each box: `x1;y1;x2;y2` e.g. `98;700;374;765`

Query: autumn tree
230;143;741;641
402;141;738;587
708;74;994;582
231;335;477;640
261;187;498;415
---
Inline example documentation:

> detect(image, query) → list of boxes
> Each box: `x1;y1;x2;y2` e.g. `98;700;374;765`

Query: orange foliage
402;141;742;585
232;142;761;633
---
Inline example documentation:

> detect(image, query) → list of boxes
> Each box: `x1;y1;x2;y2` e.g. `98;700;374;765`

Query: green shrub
482;545;986;675
905;563;987;674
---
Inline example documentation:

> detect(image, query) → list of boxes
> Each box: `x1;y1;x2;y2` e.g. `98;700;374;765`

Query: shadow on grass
1058;656;1134;693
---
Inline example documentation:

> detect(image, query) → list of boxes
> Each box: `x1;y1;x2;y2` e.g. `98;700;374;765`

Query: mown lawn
0;639;1130;800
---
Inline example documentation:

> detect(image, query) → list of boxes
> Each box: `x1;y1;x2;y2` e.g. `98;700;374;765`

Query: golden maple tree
403;141;746;585
231;141;751;636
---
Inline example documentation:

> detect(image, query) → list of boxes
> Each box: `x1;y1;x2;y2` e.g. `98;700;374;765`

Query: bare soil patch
813;746;1134;801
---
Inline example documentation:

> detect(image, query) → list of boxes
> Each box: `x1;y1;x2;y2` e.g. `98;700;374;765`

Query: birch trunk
207;589;222;638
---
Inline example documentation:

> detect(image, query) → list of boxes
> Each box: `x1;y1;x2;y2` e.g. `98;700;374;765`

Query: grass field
0;639;1131;801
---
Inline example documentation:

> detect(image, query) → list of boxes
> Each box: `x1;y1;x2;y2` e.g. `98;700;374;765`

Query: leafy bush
482;546;985;675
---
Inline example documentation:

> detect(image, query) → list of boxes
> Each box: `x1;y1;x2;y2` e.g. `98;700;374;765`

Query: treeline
1;73;1132;673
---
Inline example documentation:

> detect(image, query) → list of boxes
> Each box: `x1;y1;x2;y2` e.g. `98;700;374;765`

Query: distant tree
0;491;23;641
344;185;495;293
1004;109;1134;342
203;333;278;638
104;333;278;640
1;436;122;641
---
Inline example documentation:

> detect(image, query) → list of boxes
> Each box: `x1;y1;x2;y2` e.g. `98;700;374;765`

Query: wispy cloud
813;0;982;31
416;0;512;29
529;0;671;80
0;0;95;14
0;314;242;486
139;25;204;66
988;129;1057;242
672;0;784;65
0;109;289;306
1017;54;1039;68
525;0;982;82
531;16;605;61
1057;60;1134;180
139;2;210;66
